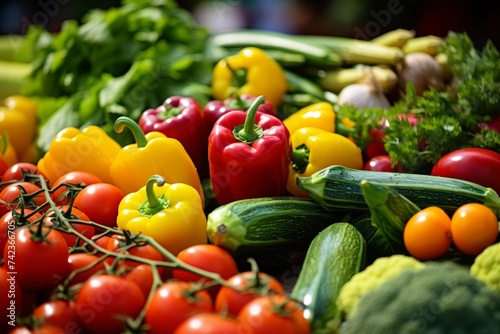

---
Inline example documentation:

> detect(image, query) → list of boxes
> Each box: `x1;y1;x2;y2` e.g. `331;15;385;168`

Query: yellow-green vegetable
336;254;424;318
470;241;500;292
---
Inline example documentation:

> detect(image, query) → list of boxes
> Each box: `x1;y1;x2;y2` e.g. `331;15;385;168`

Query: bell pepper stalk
116;174;207;256
208;95;291;205
282;102;336;137
37;126;122;186
287;127;364;197
138;96;209;178
109;116;204;206
203;94;277;134
211;47;288;108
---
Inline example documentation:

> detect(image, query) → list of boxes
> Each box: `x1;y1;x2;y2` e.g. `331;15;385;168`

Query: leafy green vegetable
19;0;214;150
336;32;500;173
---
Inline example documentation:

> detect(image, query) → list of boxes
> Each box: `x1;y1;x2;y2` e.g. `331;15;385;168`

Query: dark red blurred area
1;0;498;48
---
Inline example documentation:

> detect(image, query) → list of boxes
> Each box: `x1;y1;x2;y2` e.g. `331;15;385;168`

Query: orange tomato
404;206;452;260
450;203;499;256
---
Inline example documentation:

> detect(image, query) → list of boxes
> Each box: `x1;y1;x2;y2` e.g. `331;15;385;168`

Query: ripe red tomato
238;295;311;334
431;148;500;194
477;114;500;133
67;253;107;287
214;271;286;316
173;312;252;334
106;234;164;268
145;280;213;334
363;155;398;172
0;182;46;214
33;299;84;334
44;205;95;248
2;162;47;184
50;171;103;206
73;183;124;229
123;263;156;297
173;244;239;298
4;225;69;291
1;266;23;333
0;158;8;181
8;325;66;334
0;208;42;256
75;274;146;334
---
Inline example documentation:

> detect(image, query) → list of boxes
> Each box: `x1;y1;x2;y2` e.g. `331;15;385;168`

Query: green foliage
18;0;214;150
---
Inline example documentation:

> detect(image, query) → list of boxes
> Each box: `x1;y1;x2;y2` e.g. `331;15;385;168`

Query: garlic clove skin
337;70;392;109
397;52;445;96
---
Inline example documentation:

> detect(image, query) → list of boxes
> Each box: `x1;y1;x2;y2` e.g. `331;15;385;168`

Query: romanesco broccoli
470;241;500;293
337;254;424;318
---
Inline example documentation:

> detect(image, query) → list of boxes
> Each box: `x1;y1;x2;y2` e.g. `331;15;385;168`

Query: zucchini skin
209;29;342;67
290;222;367;333
206;197;356;255
297;165;500;217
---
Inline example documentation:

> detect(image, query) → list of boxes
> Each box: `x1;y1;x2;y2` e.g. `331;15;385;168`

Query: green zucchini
349;214;394;263
290;222;366;333
296;165;500;217
206;197;356;255
209;29;342;67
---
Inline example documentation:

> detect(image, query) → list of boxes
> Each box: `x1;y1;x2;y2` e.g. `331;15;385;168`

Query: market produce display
1;0;500;333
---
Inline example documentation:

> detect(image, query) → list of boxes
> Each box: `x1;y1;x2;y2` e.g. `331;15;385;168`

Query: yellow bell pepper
283;102;336;136
211;47;287;108
0;95;38;162
0;134;18;167
37;126;122;185
287;127;363;197
117;175;207;256
110;116;204;204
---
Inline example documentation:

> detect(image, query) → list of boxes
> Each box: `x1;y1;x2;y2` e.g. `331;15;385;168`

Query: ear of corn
371;29;415;48
402;35;444;56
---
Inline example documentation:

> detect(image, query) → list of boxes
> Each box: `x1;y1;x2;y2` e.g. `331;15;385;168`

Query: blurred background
1;0;499;48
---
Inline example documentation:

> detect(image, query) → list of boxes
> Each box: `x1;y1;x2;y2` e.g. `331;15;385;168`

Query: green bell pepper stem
114;116;148;148
139;175;170;217
291;144;310;173
233;95;265;144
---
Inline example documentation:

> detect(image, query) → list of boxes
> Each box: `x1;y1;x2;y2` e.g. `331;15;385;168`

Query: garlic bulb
397;52;445;96
337;70;392;109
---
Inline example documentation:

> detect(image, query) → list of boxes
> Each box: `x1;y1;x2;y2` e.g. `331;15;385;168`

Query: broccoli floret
471;242;500;293
340;262;500;334
337;254;425;319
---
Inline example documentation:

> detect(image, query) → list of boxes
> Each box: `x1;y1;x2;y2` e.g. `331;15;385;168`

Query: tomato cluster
0;165;310;334
404;203;499;260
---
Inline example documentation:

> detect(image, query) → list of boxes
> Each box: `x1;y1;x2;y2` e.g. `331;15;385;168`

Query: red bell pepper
139;96;209;178
208;95;291;205
204;94;276;134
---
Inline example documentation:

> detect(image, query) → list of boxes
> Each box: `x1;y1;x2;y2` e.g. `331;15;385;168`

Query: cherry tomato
2;162;47;184
8;325;66;334
431;148;500;195
450;203;499;256
403;206;452;260
1;266;23;333
173;244;239;298
123;263;156;297
106;234;163;269
215;271;286;316
33;299;84;334
477;114;500;133
73;183;124;229
4;225;70;291
145;281;213;334
50;171;103;206
44;205;95;248
87;234;113;254
238;295;311;334
0;182;46;214
67;253;106;287
363;155;398;172
75;274;146;334
0;208;42;256
173;312;252;334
